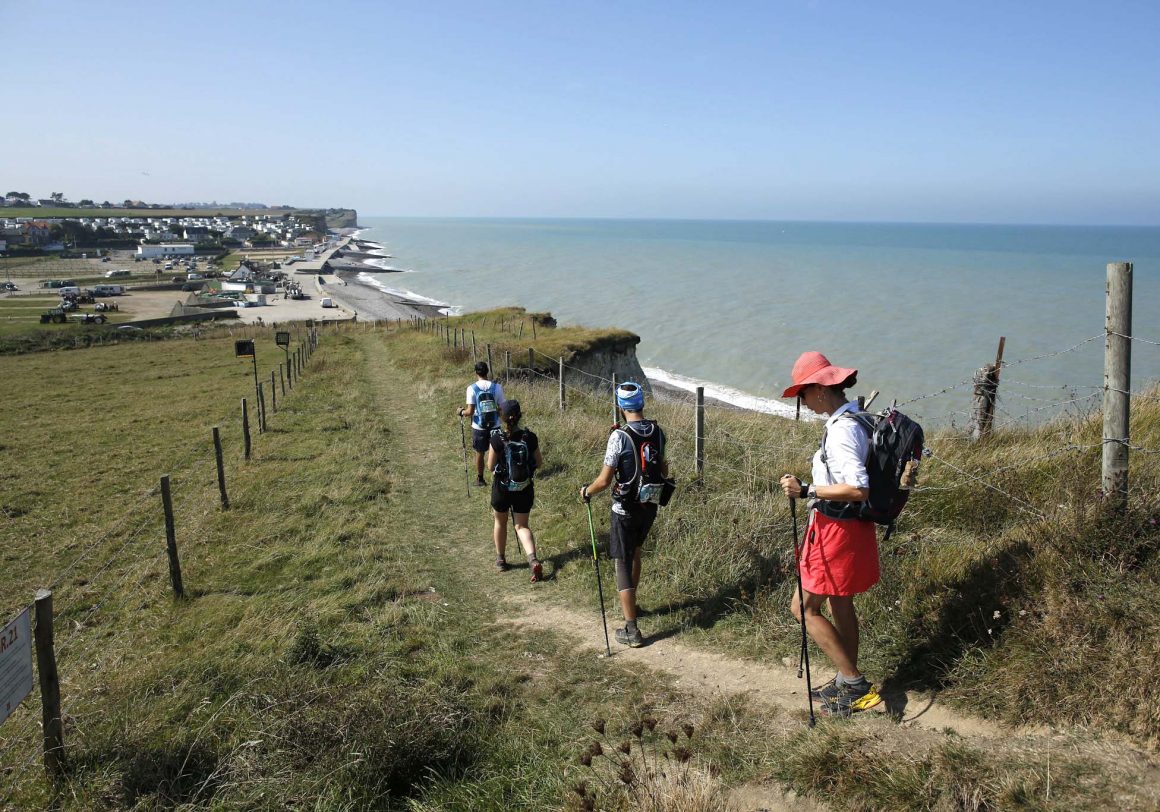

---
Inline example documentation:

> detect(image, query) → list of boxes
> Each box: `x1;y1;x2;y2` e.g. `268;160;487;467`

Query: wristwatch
804;483;817;499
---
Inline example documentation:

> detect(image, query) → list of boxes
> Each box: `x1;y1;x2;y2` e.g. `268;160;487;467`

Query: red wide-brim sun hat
781;351;858;398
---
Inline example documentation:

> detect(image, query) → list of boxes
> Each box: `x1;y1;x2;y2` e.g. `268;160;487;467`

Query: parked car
320;297;336;308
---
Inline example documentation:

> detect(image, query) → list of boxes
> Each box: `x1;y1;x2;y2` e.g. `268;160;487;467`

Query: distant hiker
779;351;882;717
457;361;506;486
488;400;544;580
580;381;669;648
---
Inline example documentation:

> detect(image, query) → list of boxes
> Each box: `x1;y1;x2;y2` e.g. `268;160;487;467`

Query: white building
136;243;195;258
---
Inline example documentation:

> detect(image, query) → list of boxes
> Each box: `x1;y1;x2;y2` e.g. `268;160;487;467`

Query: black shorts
609;505;657;561
472;427;493;453
491;481;534;514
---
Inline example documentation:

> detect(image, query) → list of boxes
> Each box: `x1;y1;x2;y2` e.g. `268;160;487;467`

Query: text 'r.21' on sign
0;607;33;727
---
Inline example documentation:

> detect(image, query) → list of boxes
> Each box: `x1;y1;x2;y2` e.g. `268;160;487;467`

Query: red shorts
798;511;879;597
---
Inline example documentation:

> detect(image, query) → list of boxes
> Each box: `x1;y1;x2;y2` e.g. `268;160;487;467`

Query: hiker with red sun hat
779;351;883;718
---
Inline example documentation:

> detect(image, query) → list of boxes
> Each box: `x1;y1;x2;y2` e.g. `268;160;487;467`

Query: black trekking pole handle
586;500;613;657
791;497;817;728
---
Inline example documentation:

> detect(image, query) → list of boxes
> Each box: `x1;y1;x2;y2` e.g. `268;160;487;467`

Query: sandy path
505;596;1007;740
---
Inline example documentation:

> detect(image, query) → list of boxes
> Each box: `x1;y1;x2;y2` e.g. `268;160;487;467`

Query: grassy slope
0;317;1156;810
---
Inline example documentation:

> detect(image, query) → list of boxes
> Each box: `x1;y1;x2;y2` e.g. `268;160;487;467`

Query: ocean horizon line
357;214;1160;230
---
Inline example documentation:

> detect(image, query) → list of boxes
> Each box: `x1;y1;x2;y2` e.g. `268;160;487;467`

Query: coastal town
0;195;441;332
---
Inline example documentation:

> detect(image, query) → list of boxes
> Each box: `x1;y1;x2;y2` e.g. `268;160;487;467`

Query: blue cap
616;381;645;411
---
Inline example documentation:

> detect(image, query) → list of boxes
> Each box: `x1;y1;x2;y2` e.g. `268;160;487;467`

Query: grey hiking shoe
810;675;844;703
495;557;510;572
614;624;644;648
822;680;882;718
474;478;488;488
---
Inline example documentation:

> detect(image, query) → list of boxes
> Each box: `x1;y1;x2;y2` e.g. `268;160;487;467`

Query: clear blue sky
4;0;1158;224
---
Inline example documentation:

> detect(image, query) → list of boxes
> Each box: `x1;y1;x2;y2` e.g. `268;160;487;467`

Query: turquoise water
357;217;1160;426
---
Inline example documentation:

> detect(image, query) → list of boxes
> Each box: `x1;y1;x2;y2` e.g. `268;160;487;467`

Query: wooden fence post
279;363;286;397
969;336;1005;442
487;344;494;376
258;383;267;433
532;319;537;340
472;331;477;361
558;356;566;411
270;370;277;413
34;589;64;782
1103;262;1133;510
212;426;229;510
241;398;252;460
160;475;185;599
612;373;618;425
696;386;705;482
505;349;511;378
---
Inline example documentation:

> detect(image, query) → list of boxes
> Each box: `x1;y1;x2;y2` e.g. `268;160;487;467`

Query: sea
353;217;1160;427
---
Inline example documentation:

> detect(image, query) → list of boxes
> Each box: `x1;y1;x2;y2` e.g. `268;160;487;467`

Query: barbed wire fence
419;262;1155;531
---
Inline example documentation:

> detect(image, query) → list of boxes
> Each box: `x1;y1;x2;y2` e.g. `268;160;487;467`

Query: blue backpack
472;383;500;430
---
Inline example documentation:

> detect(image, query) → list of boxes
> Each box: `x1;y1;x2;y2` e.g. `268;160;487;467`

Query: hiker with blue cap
580;381;669;648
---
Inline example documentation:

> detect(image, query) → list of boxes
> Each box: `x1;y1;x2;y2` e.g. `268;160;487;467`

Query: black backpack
499;429;534;492
818;406;924;535
472;383;500;431
612;421;669;507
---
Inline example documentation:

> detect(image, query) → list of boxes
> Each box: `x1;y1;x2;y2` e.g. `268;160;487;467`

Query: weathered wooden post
487;344;494;375
969;337;1005;442
612;373;618;425
532;319;537;340
1103;262;1133;510
505;349;511;378
241;398;252;460
212;426;229;510
696;386;705;482
34;589;64;782
270;370;277;413
472;331;478;361
160;475;184;598
279;363;286;397
558;356;566;411
258;383;267;433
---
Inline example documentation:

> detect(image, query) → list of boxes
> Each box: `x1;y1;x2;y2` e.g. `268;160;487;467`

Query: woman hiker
580;381;668;648
779;351;883;717
488;400;544;581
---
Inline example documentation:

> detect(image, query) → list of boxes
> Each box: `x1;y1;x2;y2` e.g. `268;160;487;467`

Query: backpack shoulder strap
820;411;870;478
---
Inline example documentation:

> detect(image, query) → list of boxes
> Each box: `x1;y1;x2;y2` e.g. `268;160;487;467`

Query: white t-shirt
810;401;870;489
465;380;505;430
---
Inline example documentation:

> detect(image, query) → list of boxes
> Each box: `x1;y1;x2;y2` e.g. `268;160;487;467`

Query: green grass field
0;316;1156;810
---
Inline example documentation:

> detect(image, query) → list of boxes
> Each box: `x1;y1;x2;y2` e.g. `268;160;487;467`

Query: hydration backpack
472;383;500;430
612;421;669;507
818;405;925;535
499;430;533;492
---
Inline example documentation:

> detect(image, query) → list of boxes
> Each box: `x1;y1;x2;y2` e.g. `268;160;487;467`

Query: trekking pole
790;497;817;728
585;500;613;657
459;416;470;498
